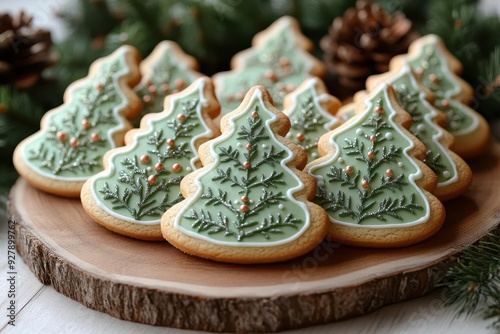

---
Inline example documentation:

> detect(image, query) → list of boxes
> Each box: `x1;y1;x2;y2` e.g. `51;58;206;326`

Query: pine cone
0;11;57;88
321;1;419;93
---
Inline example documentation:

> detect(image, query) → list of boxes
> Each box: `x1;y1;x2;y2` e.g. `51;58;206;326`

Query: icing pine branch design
14;45;141;197
133;41;201;125
308;86;429;226
306;84;446;247
162;86;329;263
391;34;490;159
28;65;120;175
82;78;220;240
365;65;472;200
283;78;341;162
213;16;325;114
183;105;302;241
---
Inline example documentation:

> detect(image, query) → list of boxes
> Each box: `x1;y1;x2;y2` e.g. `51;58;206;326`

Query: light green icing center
286;86;337;162
407;43;474;134
310;89;428;226
218;28;314;113
24;53;130;179
133;50;199;126
389;73;456;184
93;87;212;222
177;97;308;243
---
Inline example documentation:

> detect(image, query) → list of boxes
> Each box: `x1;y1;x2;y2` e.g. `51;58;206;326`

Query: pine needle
440;233;500;328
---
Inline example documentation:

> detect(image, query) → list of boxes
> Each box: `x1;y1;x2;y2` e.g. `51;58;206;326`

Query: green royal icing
217;22;316;113
386;68;457;185
175;91;309;244
309;87;429;226
285;81;339;162
24;50;132;180
407;40;476;135
92;82;213;223
133;45;199;126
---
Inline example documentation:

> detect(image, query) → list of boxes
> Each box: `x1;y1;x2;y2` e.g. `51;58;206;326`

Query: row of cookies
13;16;489;264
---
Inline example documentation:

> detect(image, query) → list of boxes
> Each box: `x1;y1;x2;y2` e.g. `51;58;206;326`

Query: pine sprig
441;233;500;329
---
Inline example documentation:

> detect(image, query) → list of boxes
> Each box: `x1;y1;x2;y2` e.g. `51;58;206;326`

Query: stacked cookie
13;17;489;264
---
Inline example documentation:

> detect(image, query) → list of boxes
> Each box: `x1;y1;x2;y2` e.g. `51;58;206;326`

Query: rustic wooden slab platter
9;142;500;333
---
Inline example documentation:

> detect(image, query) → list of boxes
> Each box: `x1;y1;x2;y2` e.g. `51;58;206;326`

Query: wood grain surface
9;142;500;333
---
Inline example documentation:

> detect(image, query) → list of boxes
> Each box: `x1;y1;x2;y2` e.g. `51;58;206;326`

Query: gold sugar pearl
148;85;157;94
147;175;157;185
82;119;91;130
279;57;290;67
172;163;182;173
90;133;101;142
140;154;151;164
375;106;384;115
161;83;170;93
70;138;79;148
429;73;440;83
155;163;164;172
174;78;186;89
57;131;68;142
265;70;278;82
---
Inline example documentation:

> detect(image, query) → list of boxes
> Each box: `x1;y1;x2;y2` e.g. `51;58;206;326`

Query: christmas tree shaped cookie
391;34;490;159
366;65;472;201
132;41;201;126
213;16;326;116
162;86;329;263
305;84;445;248
13;46;142;197
283;77;342;162
81;78;221;240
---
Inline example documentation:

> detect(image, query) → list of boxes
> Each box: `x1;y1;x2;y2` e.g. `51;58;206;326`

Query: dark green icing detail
311;90;427;226
286;86;338;162
133;50;199;126
407;44;475;134
178;99;307;243
93;88;212;221
218;28;314;113
390;73;456;184
25;56;128;178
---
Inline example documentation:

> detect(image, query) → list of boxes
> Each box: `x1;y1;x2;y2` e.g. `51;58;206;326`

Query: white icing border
90;79;213;225
23;47;132;181
421;36;479;136
174;89;311;246
308;84;431;229
390;65;459;188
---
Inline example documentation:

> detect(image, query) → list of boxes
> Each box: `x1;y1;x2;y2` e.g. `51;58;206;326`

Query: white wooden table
1;1;499;333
